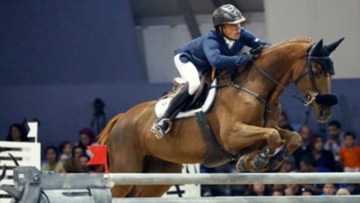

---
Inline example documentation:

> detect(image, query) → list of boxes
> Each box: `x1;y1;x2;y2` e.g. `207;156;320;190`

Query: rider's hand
251;53;261;60
249;45;267;60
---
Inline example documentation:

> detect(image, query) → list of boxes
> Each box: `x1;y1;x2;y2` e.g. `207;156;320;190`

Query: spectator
308;135;336;172
77;127;99;157
301;187;314;196
61;157;82;173
272;189;284;196
299;155;331;194
324;120;344;165
72;145;86;159
336;188;350;195
321;183;338;195
293;125;314;168
6;123;29;142
339;131;360;172
78;154;93;173
41;146;63;173
347;184;360;195
245;183;270;196
278;112;294;131
59;141;73;161
272;184;285;195
200;165;217;196
300;154;331;173
200;162;237;196
284;183;302;196
279;155;297;172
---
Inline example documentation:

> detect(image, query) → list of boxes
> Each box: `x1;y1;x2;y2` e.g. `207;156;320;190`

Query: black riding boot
152;85;191;139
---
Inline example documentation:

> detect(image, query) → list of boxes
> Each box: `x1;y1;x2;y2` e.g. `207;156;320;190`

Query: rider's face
222;23;241;40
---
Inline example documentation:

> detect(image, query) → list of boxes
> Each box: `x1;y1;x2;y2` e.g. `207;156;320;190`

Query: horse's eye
313;65;323;77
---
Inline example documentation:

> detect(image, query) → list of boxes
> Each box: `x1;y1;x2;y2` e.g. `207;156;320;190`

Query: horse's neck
256;53;292;104
241;43;306;106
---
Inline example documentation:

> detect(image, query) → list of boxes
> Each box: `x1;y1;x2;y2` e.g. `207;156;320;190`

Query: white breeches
174;54;200;95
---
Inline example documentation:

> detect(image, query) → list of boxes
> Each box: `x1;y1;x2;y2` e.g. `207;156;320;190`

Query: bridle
211;42;338;123
242;42;338;107
293;43;338;106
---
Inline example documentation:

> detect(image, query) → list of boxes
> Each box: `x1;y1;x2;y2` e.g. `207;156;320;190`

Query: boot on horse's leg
252;146;271;170
151;84;190;139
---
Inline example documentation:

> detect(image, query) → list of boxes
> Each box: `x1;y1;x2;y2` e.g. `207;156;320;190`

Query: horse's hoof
236;155;249;172
252;155;269;170
252;148;270;170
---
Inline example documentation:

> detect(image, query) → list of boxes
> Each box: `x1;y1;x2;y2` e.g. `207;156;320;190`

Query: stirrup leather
151;118;172;139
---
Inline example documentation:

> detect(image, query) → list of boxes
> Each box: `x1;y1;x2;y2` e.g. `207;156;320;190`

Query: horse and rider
151;4;269;138
98;4;344;198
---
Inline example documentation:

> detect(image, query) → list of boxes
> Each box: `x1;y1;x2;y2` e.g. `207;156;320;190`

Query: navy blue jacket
174;28;268;71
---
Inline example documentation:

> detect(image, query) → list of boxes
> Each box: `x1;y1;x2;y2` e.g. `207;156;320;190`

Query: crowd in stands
5;124;103;173
4;111;360;197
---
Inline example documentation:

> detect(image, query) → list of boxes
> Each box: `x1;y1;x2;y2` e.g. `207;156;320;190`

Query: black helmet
212;4;246;27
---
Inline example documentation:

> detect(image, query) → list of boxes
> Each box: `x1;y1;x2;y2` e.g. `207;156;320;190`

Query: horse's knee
287;132;302;153
266;129;282;149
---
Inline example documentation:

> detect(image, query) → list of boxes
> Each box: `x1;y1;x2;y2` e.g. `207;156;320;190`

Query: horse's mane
264;37;314;52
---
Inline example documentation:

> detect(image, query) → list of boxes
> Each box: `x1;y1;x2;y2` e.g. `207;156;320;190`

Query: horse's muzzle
315;94;338;106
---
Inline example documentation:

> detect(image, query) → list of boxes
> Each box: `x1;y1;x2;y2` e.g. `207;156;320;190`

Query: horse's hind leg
109;151;143;197
127;157;183;197
107;130;144;197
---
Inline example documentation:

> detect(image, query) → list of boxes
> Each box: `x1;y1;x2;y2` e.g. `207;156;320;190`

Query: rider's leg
151;54;200;139
175;54;201;96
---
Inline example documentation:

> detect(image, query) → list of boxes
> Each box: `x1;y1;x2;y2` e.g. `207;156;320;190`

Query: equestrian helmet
212;4;246;27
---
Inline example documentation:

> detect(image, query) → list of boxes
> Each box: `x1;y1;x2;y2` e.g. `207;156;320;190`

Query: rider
152;4;270;139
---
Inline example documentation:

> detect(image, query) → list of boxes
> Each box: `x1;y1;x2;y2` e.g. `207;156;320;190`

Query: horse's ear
325;37;345;54
312;39;323;55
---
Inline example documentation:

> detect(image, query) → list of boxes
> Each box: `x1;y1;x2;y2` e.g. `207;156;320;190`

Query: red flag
88;145;108;173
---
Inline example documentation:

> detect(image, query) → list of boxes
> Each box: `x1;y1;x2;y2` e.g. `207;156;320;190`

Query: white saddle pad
154;79;217;119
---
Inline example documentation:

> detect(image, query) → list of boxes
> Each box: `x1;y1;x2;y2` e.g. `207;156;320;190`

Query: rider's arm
203;38;251;69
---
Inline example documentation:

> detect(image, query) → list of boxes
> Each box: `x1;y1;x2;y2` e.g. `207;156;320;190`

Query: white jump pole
105;172;360;185
112;195;360;203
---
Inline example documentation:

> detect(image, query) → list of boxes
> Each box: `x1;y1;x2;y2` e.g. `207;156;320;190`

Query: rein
208;60;314;108
208;66;279;124
251;61;315;106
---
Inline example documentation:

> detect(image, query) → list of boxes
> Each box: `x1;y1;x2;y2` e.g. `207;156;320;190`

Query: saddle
154;74;217;119
154;72;234;167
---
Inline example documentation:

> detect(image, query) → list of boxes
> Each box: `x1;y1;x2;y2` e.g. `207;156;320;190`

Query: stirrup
151;118;172;139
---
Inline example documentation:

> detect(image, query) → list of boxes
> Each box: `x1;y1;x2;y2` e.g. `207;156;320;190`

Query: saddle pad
154;79;217;119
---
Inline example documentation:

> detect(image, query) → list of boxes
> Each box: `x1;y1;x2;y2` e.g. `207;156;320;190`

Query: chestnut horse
98;37;344;197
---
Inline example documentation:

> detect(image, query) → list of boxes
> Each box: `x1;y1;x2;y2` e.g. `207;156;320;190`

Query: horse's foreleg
227;122;283;172
267;128;302;170
276;127;302;154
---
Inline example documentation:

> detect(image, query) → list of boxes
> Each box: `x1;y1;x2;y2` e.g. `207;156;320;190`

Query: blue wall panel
0;1;145;86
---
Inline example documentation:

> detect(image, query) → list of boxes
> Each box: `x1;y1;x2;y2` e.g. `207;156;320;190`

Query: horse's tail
97;113;123;145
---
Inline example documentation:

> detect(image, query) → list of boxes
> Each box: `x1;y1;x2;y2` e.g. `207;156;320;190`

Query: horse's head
294;38;344;122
